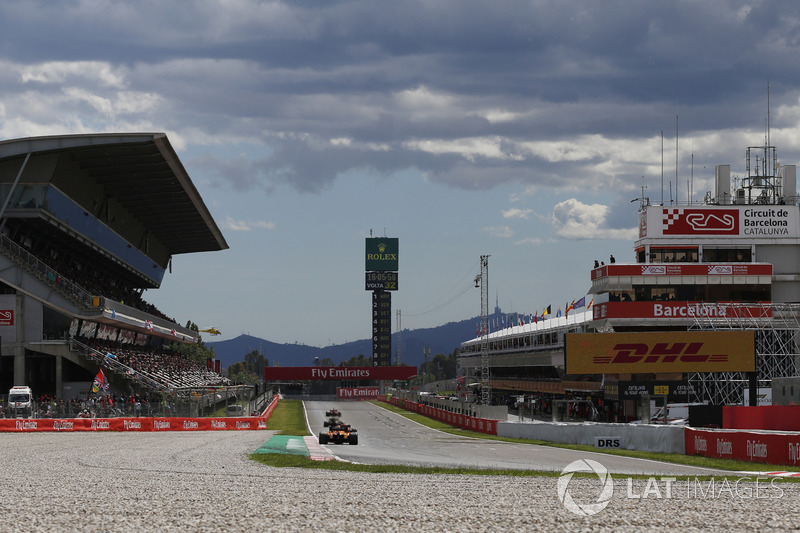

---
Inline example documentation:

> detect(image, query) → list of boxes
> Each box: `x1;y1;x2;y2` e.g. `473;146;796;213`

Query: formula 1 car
325;408;341;417
323;416;339;427
319;421;358;445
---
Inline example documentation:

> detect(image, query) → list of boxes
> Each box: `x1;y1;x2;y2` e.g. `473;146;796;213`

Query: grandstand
0;133;230;401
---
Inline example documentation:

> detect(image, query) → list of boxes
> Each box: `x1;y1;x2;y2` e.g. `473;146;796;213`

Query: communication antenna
661;130;664;205
395;309;402;366
675;114;679;205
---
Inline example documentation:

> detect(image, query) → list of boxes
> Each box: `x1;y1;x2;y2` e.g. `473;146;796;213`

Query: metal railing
0;233;94;308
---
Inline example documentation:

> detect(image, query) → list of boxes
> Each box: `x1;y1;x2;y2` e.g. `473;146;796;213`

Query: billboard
591;301;772;320
641;205;800;239
337;387;381;400
565;331;755;374
365;238;399;271
264;366;417;381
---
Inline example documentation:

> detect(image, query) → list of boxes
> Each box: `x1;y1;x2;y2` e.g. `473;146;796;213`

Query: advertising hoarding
565;331;755;374
264;366;417;381
365;238;399;271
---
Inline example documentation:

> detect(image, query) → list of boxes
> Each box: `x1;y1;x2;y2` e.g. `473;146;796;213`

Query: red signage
592;301;772;320
686;427;800;467
337;387;380;399
264;366;417;381
0;416;268;433
663;208;739;235
0;310;13;326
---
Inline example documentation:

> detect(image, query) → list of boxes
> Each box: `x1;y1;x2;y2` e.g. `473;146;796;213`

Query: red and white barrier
0;395;281;433
686;427;800;466
387;398;498;436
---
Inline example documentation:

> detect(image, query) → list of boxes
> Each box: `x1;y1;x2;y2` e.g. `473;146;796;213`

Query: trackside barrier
497;421;686;454
0;395;280;433
686;427;800;466
386;398;499;436
261;395;280;419
722;405;800;431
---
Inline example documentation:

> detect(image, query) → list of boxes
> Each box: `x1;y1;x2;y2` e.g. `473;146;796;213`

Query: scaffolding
687;302;800;405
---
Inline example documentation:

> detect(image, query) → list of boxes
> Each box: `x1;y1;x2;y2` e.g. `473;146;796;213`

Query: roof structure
0;132;228;256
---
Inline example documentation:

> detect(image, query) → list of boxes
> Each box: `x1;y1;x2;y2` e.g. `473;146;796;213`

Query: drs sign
595;436;624;449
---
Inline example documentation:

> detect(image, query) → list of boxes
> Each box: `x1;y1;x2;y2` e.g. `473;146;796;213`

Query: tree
340;354;370;367
227;361;260;385
243;350;268;377
418;349;458;381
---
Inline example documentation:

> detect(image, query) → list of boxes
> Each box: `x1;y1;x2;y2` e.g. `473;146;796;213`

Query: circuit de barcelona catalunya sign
264;366;417;381
564;331;755;374
639;206;800;239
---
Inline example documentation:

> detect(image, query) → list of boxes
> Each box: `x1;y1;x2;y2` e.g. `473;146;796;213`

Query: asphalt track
307;400;738;476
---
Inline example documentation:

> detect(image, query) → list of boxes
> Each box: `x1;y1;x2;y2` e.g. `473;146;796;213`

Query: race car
319;421;358;445
325;408;341;417
323;416;339;427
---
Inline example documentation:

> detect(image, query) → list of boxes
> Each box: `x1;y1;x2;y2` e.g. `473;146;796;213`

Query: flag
145;320;153;331
543;305;551;317
587;298;594;309
534;309;538;324
92;368;107;393
574;296;586;309
556;306;562;318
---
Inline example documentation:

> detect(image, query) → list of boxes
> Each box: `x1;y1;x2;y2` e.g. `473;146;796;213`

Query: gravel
0;431;799;532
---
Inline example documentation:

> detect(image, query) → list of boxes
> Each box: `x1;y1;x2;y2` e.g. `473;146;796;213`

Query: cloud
551;198;637;240
483;225;513;238
219;216;275;232
502;208;532;219
514;236;543;245
2;1;800;200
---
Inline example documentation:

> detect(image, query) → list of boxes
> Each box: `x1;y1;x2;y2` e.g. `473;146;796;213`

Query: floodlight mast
476;255;491;406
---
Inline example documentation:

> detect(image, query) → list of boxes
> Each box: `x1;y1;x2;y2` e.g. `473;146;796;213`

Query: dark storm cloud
3;0;800;193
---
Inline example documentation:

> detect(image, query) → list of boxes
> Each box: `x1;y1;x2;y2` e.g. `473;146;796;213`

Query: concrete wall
498;420;686;454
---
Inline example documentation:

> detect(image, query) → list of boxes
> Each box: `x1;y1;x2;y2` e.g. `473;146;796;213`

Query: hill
206;315;482;370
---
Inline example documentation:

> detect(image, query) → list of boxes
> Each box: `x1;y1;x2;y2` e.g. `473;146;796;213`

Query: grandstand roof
0;133;228;255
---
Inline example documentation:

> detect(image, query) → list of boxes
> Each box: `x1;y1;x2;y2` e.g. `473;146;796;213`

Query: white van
8;386;33;416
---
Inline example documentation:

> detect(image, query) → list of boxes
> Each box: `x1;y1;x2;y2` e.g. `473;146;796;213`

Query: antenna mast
675;114;679;205
661;130;664;205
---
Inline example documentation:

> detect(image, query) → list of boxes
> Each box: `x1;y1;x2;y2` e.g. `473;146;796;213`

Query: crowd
1;220;176;322
0;393;157;419
84;337;231;390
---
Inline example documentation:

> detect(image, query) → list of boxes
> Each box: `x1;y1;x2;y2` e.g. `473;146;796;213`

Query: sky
2;1;800;348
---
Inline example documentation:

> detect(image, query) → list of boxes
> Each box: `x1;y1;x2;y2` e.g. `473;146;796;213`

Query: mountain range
206;314;486;370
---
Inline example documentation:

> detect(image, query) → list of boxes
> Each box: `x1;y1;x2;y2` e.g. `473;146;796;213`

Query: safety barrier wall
497;421;686;454
686;427;800;466
387;397;499;435
722;406;800;431
0;395;280;433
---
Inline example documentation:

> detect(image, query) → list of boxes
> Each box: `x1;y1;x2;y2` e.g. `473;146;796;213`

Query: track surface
307;400;737;476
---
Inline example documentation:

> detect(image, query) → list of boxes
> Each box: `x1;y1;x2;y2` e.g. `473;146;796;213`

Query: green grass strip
264;399;312;436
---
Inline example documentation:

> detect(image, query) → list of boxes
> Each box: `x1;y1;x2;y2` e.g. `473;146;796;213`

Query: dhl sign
565;331;755;374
